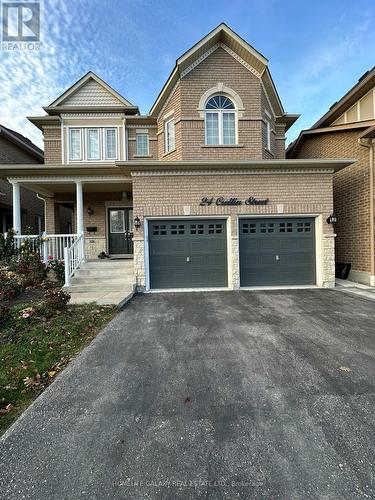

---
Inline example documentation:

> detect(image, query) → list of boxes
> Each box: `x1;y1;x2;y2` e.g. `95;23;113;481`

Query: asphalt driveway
1;290;375;499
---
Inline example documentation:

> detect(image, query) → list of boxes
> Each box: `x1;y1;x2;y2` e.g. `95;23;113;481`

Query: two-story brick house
0;24;353;297
0;124;44;233
288;67;375;286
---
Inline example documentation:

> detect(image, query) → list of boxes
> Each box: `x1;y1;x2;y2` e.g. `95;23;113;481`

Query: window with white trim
136;133;149;156
105;128;117;159
265;120;271;151
68;127;118;161
164;118;175;153
205;95;236;145
87;129;100;160
69;129;82;160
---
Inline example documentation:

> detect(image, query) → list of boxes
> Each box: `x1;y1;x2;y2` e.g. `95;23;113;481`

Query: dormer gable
44;71;139;114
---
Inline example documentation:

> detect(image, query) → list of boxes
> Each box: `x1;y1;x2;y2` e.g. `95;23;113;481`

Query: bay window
69;129;82;160
105;128;117;159
68;127;118;161
87;129;100;160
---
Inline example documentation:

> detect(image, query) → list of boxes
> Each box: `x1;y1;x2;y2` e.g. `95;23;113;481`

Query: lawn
0;300;116;435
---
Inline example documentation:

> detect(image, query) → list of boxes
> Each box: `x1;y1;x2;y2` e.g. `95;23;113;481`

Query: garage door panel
240;218;315;286
149;219;227;289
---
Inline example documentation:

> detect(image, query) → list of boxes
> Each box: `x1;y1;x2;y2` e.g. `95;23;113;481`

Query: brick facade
292;129;373;282
155;48;283;161
132;170;335;289
0;135;44;233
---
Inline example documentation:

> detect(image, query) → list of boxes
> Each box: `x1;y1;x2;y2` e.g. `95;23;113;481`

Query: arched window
205;95;237;145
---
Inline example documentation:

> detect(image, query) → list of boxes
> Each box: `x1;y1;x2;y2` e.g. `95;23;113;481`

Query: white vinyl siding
87;129;100;160
164;118;175;153
69;129;82;160
136;133;149;156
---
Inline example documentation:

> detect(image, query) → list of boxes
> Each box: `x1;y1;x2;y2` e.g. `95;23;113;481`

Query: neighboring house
0;23;353;292
0;124;45;233
287;67;375;286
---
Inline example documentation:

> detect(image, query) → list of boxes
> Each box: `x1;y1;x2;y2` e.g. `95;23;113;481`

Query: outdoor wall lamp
326;214;337;224
134;216;141;230
87;207;94;216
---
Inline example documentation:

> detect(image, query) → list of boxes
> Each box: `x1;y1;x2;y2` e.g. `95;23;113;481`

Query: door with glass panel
108;208;134;256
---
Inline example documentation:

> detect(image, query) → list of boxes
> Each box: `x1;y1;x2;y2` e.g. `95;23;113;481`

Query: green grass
0;303;116;435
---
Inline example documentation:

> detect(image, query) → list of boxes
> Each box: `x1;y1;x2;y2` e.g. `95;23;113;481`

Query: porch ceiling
21;181;133;197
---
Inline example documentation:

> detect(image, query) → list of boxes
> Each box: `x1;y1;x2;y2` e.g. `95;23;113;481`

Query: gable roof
312;66;375;129
45;71;138;113
149;23;292;121
287;66;375;158
0;124;43;161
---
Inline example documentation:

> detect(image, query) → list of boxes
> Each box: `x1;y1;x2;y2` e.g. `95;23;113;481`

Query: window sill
201;144;244;148
162;148;177;157
133;154;153;158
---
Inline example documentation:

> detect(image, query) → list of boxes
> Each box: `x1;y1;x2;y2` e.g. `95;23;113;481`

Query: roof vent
329;101;338;110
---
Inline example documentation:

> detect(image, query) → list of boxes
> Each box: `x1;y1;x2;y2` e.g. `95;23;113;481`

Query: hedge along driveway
1;290;375;499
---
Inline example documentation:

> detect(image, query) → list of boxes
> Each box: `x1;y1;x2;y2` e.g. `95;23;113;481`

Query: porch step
67;259;135;306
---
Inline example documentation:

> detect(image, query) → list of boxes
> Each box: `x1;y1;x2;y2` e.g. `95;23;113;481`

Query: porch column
76;181;84;235
12;182;21;233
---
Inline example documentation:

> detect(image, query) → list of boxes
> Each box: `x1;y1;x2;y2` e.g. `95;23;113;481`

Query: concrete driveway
1;290;375;499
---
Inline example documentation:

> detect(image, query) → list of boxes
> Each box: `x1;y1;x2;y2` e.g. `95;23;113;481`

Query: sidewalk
335;278;375;301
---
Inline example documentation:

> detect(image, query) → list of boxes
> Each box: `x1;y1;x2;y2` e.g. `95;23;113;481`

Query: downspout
359;138;375;285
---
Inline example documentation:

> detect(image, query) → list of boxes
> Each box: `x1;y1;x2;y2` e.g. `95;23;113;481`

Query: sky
0;0;374;149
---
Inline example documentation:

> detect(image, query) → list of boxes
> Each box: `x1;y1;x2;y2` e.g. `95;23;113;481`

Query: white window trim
265;120;271;151
69;128;83;161
204;95;238;146
104;128;118;160
86;128;100;161
66;126;120;163
136;132;149;156
164;117;175;153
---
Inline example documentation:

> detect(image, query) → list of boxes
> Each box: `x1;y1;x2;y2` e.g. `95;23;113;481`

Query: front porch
7;171;137;304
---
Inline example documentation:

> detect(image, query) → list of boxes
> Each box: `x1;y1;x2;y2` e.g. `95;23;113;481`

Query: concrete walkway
335;278;375;301
1;290;375;499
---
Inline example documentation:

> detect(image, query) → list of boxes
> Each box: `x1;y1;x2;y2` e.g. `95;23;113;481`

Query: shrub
48;259;65;287
0;268;22;300
0;304;11;326
42;288;70;313
15;253;47;287
0;229;17;263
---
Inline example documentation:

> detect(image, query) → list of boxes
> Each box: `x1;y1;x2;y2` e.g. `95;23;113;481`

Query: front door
108;208;134;256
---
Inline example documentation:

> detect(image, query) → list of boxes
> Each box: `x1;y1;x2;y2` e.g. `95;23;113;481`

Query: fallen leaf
338;366;352;373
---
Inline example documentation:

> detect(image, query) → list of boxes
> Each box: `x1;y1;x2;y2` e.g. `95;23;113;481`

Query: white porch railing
63;233;85;287
13;233;78;263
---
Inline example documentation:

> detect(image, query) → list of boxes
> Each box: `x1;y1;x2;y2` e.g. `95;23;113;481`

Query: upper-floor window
68;127;118;162
69;129;82;160
164;118;175;153
205;95;236;145
265;120;271;151
136;132;149;156
105;129;117;159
